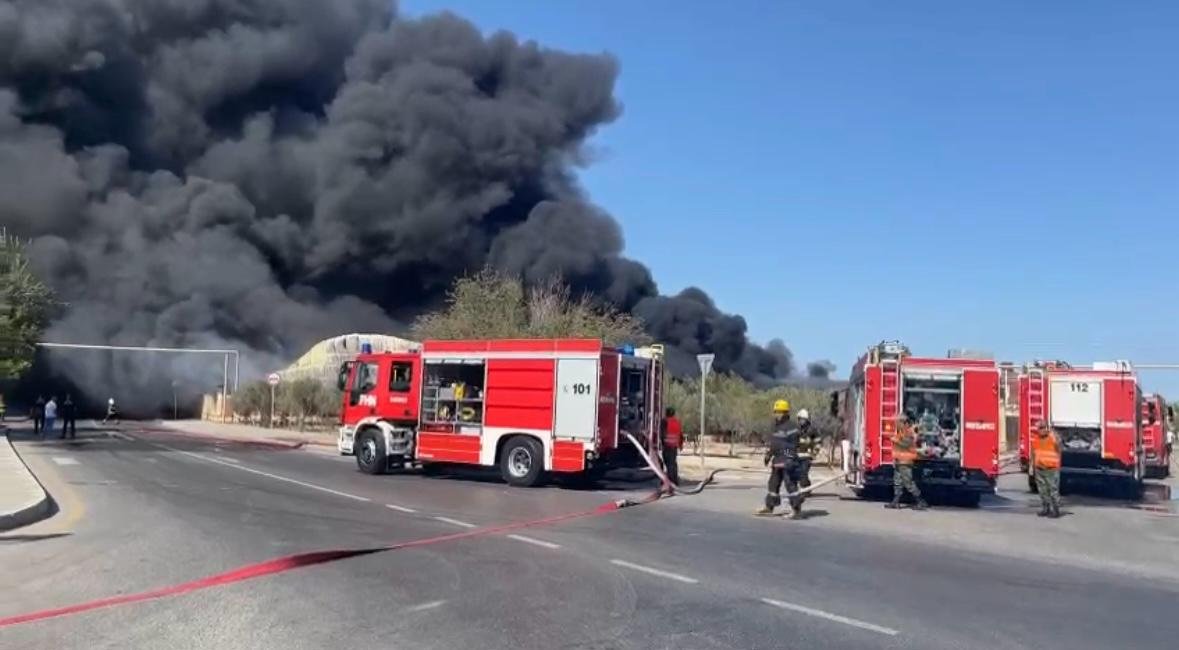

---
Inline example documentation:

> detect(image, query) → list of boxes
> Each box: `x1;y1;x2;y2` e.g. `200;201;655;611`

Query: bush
413;269;649;346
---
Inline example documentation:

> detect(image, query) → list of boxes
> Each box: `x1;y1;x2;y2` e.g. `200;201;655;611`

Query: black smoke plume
806;360;836;380
0;0;798;410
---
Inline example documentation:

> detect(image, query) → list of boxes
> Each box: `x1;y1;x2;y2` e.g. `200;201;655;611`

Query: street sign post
697;354;715;465
267;373;281;427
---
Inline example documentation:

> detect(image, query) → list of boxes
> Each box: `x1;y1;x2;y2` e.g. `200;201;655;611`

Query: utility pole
697;353;715;467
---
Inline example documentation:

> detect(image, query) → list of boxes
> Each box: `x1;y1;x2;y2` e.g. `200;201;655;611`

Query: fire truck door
647;357;664;455
961;368;999;474
1102;378;1138;470
554;358;599;442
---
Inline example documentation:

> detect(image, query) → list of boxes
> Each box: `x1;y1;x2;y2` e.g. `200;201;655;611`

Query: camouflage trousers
1035;468;1061;510
893;464;922;500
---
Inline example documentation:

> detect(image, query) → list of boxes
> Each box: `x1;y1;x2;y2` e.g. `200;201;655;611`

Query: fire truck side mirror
337;362;353;392
1168;406;1175;421
829;390;840;418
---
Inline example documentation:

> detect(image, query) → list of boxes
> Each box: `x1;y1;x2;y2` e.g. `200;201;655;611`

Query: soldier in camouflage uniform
887;416;928;510
1031;421;1062;518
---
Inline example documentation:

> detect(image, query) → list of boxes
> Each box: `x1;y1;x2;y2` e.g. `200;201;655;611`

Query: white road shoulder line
506;534;560;549
51;456;80;466
432;516;477;529
405;600;446;613
609;559;698;584
385;503;417;513
760;598;899;636
159;445;371;503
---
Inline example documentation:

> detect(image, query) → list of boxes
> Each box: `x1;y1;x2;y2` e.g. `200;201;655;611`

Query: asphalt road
2;424;1177;650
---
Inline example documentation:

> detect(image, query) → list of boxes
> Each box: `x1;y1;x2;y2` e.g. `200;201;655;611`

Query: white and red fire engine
836;341;1001;506
336;338;665;487
1140;393;1170;479
1017;361;1145;496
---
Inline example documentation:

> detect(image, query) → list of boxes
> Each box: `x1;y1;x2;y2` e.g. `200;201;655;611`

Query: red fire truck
1017;361;1145;496
835;341;1001;507
335;338;665;487
1141;393;1171;479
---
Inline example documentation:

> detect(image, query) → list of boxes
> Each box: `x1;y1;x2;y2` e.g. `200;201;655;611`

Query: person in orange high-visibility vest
887;416;928;510
661;407;683;485
1032;420;1062;518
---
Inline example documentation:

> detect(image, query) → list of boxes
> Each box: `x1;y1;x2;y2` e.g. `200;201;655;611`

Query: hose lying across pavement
620;432;850;499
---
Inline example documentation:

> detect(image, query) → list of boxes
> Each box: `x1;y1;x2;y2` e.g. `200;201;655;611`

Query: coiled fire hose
621;432;850;498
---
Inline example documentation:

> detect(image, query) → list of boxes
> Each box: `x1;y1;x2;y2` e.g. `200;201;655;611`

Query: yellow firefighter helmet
772;399;790;414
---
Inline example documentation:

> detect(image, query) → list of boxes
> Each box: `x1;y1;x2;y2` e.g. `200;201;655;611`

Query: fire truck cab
1018;361;1145;497
336;338;664;487
1141;393;1171;479
836;341;1001;507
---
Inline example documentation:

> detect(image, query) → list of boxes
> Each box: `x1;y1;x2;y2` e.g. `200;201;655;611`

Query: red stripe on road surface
0;496;654;628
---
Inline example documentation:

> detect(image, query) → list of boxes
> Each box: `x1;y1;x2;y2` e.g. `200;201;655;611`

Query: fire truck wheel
355;428;387;475
500;436;545;487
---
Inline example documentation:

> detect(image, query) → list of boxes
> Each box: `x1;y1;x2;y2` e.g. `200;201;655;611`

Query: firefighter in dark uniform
887;415;928;510
755;399;805;520
795;408;821;493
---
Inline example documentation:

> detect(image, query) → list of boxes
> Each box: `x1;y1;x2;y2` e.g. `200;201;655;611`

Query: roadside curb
135;426;307;450
0;431;53;532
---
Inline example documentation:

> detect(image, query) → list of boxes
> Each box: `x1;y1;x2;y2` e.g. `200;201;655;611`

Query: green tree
0;232;56;380
280;378;328;431
413;269;649;346
233;380;271;423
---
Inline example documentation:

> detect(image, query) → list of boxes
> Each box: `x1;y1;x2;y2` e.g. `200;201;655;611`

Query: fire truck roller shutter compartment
1049;378;1103;453
554;359;599;442
900;370;964;461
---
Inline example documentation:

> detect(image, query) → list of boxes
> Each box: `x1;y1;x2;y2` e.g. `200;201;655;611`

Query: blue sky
404;1;1179;393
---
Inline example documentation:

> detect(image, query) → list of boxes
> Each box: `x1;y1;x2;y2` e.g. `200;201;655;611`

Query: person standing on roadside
32;395;45;437
62;395;78;439
795;409;821;495
44;396;58;438
660;407;683;486
1032;420;1062;518
103;397;118;425
887;415;928;510
755;399;805;520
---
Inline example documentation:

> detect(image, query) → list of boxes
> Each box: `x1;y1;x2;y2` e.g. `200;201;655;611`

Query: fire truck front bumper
338;426;356;455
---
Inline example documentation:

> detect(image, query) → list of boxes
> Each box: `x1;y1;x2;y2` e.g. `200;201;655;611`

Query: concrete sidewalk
0;424;52;531
151;419;337;449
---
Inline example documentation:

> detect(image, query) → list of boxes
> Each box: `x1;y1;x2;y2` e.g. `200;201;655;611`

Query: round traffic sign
267;372;281;386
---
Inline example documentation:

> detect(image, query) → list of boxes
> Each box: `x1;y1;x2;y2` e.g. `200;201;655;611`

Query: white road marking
405;600;446;613
51;456;79;466
609;559;698;584
507;534;560;549
385;504;417;513
107;431;134;441
432;516;477;529
159;445;371;503
760;598;899;636
215;455;241;464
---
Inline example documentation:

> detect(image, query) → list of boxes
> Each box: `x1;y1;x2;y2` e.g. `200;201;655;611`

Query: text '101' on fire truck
1018;360;1148;497
335;338;665;487
830;341;1001;507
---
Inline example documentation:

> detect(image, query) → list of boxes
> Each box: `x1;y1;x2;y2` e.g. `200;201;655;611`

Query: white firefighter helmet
108;397;115;405
797;408;810;421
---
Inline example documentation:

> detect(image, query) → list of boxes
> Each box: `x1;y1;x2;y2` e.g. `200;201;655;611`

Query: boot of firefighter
788;504;804;520
753;506;774;516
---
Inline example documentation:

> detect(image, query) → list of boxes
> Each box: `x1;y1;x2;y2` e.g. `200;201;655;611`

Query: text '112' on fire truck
335;338;665;487
830;341;1001;507
1018;361;1147;497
